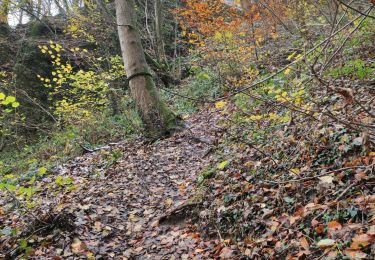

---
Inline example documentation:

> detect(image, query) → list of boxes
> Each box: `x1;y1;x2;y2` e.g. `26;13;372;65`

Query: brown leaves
299;237;309;250
349;234;373;250
71;238;86;254
335;87;355;105
327;220;342;232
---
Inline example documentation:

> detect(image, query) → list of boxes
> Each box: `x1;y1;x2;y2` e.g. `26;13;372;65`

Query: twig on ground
265;165;371;185
334;181;359;202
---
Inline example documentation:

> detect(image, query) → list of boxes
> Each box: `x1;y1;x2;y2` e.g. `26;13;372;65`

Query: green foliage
326;59;373;80
164;68;224;115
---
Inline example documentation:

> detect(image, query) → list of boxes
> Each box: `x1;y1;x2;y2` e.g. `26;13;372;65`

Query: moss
140;75;184;138
201;167;217;179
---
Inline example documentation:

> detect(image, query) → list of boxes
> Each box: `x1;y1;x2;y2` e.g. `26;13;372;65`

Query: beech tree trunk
115;0;181;136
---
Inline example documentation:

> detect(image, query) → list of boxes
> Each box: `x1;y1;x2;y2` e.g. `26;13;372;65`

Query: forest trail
32;109;227;259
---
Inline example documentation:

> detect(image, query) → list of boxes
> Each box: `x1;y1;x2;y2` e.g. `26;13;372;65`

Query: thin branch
210;8;371;102
265;165;371;185
337;0;375;19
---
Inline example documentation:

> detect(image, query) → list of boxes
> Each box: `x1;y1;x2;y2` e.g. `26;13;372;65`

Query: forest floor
1;109;237;259
1;100;375;259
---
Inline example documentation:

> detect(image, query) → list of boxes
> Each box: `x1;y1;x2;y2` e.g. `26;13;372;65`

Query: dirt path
28;110;226;259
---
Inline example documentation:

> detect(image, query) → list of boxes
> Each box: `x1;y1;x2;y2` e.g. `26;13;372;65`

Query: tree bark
115;0;181;137
154;0;166;64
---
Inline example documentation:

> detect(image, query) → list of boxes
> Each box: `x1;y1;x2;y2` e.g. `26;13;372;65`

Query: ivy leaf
1;227;13;235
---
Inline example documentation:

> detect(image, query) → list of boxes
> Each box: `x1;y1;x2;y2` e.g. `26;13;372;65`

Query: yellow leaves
268;113;279;120
38;167;47;175
3;96;15;105
284;68;292;75
290;168;301;175
0;92;5;100
11;102;20;108
217;160;229;170
215;101;227;109
239;31;246;37
214;32;223;41
287;52;297;61
295;54;303;60
224;31;233;39
69;25;78;32
248;115;262;121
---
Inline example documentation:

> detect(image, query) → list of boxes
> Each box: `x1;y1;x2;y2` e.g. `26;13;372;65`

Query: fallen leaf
350;234;372;249
319;175;334;184
94;221;102;232
128;213;139;222
165;198;173;207
311;219;319;227
219;247;234;259
71;238;86;254
299;237;309;250
344;249;368;259
317;239;335;248
215;101;227;109
217;160;229;170
151;219;159;227
327;220;342;231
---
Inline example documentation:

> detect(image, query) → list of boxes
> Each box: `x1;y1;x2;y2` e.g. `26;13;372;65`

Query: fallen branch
265;165;371;185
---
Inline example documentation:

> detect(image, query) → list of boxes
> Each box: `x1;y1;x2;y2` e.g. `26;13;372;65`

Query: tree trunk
154;0;166;64
19;9;23;24
115;0;181;137
53;0;66;14
37;0;42;18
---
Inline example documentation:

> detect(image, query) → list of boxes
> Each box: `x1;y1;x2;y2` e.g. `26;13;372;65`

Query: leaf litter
1;110;230;259
1;106;374;259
